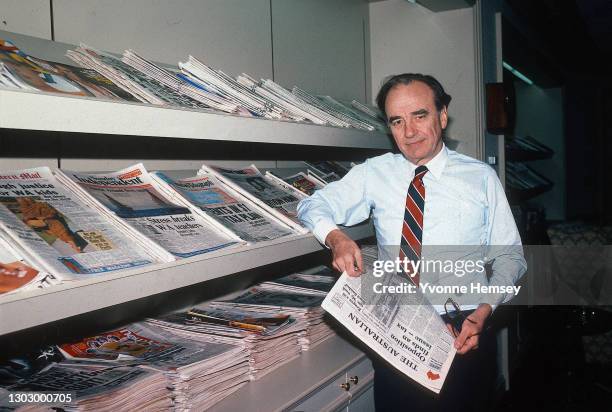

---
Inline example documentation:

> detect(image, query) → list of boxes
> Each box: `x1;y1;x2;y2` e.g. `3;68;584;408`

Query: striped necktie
399;165;428;286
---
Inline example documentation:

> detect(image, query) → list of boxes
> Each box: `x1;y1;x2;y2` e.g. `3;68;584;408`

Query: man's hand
447;303;492;355
325;229;363;277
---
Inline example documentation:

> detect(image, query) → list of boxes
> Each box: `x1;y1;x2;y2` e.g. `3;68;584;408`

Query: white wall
0;0;52;39
369;0;479;158
2;0;370;101
514;81;565;220
271;0;369;102
52;0;273;79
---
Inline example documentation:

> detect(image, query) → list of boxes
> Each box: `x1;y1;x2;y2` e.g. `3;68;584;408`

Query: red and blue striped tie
399;165;428;286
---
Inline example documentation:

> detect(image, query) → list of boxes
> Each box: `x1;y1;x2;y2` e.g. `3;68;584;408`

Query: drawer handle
340;382;350;391
350;376;359;384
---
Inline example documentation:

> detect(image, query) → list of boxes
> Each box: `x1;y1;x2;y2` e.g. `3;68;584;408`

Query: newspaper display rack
0;28;392;411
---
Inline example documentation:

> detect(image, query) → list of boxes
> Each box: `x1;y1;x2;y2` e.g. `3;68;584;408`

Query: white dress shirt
297;145;527;312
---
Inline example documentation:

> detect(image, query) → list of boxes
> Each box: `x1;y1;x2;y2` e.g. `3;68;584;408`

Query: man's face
385;81;448;166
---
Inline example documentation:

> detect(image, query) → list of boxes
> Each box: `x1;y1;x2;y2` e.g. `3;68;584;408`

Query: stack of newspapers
200;164;309;233
304;160;351;184
0;39;138;101
150;170;297;244
0;167;162;282
211;286;332;351
56;163;242;259
505;161;551;190
0;159;350;295
278;171;326;196
2;37;388;132
259;265;336;297
147;304;303;381
57;322;250;411
0;346;172;412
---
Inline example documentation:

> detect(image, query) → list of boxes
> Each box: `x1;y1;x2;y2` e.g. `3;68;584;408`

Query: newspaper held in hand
0;167;157;279
57;164;241;260
151;171;295;243
321;253;457;394
199;164;309;233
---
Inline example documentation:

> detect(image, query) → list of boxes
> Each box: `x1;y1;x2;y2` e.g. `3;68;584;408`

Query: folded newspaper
321;253;457;394
151;170;295;243
199;164;309;233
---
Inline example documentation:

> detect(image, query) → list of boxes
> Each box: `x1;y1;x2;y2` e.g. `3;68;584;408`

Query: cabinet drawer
289;357;374;412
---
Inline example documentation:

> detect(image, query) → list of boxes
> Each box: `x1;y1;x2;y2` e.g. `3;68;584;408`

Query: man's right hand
325;229;363;277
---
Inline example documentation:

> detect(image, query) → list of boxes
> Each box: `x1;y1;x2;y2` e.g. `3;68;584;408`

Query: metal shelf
0;29;391;150
0;222;373;336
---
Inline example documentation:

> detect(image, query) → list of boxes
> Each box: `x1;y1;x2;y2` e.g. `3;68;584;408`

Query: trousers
372;314;498;412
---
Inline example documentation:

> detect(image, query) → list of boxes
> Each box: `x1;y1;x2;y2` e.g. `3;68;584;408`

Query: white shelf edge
209;334;367;412
0;88;391;150
0;222;373;336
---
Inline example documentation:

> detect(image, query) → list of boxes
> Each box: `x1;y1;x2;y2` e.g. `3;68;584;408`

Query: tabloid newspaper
56;164;242;259
199;164;309;233
0;235;47;295
151;171;295;243
321;250;457;394
0;167;156;279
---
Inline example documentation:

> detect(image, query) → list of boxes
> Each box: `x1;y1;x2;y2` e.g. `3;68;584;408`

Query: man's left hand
448;303;492;355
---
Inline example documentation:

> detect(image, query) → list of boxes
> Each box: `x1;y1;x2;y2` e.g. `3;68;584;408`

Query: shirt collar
404;143;448;180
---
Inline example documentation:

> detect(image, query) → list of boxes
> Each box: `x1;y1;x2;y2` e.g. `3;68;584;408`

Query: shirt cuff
312;221;340;247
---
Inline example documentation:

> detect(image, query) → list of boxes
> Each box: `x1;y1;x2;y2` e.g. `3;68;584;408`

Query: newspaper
273;171;324;196
57;164;241;259
200;164;308;233
0;362;171;411
259;269;336;296
321;258;457;394
0;39;134;101
67;44;211;109
0;235;47;295
0;167;156;279
151;171;295;243
121;49;240;114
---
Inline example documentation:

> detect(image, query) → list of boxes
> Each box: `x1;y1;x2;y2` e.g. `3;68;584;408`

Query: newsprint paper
321;263;457;393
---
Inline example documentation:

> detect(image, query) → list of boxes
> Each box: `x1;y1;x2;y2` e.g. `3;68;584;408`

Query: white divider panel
52;0;273;78
271;0;370;102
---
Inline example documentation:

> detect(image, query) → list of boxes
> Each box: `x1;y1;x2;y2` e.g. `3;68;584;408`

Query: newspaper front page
0;168;156;279
152;171;295;243
58;164;241;259
200;164;308;233
321;256;457;394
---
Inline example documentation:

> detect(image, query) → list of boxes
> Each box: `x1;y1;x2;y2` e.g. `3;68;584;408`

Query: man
297;73;526;411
